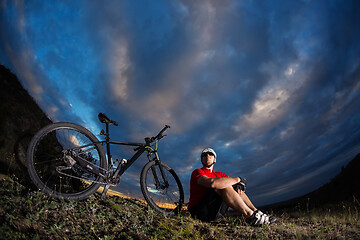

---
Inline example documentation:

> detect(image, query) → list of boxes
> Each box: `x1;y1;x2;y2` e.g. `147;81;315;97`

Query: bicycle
26;113;184;215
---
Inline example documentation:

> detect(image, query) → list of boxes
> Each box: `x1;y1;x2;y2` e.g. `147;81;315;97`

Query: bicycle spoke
27;122;106;200
141;161;184;215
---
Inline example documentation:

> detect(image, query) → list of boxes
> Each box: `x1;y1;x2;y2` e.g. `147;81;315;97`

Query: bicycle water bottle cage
98;113;118;126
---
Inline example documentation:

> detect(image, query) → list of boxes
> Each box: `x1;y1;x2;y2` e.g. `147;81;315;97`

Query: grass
0;176;359;240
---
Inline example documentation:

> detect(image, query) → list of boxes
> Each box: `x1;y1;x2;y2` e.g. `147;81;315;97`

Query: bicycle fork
148;151;169;190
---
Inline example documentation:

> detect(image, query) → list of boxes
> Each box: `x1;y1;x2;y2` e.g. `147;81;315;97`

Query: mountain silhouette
0;64;52;177
263;153;360;209
303;153;360;205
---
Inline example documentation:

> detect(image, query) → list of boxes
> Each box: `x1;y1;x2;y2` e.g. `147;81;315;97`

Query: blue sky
1;0;360;206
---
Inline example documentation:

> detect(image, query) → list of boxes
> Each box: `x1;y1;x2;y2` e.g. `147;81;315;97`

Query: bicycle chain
60;150;119;185
56;166;118;186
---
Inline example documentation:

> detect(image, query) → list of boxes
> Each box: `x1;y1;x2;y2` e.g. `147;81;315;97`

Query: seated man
188;148;276;226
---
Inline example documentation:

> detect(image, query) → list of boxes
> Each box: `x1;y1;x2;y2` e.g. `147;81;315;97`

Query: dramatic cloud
1;0;360;205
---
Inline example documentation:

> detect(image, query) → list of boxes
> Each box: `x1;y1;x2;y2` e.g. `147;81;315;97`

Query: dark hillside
303;153;360;205
0;65;52;178
264;153;360;210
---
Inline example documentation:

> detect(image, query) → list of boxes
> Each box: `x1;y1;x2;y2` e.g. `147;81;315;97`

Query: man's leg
239;192;257;212
216;187;277;226
215;187;253;217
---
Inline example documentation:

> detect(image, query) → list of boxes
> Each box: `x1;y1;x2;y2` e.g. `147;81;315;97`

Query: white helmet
201;147;217;158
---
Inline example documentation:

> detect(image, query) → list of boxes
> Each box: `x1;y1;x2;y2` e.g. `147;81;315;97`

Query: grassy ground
0;176;359;240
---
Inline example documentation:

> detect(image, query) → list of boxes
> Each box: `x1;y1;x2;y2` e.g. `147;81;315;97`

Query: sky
1;0;360;206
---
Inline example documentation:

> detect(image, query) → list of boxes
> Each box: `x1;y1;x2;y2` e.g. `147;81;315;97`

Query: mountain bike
26;113;184;215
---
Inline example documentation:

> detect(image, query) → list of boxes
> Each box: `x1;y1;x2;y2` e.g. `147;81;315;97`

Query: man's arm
197;175;240;189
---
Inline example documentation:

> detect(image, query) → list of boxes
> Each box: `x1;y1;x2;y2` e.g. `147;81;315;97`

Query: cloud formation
1;0;360;205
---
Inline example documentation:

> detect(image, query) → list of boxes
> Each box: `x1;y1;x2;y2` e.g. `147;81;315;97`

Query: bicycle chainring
106;172;121;185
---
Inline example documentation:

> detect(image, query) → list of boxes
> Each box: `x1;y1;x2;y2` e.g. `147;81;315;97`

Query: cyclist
188;147;277;226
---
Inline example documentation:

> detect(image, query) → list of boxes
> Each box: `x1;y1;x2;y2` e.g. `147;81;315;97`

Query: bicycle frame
103;139;146;176
27;114;183;213
66;119;171;199
99;123;142;172
96;122;169;188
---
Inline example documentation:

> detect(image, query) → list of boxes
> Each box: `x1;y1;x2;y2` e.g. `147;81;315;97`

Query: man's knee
215;186;238;200
215;186;236;194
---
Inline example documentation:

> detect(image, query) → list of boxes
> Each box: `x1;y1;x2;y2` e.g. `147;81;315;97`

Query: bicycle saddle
98;113;118;126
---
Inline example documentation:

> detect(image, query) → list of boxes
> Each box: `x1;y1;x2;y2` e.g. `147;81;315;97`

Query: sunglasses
201;152;214;157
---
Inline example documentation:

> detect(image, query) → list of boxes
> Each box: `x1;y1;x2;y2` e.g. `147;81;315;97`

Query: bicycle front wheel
140;161;184;215
26;122;106;201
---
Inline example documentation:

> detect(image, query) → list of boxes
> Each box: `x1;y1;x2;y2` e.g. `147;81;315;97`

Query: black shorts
189;189;228;221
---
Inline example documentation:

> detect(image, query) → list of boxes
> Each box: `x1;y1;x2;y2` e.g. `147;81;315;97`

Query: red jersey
188;167;228;209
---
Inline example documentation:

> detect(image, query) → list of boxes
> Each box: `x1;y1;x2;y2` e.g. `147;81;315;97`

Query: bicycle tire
26;122;106;200
140;161;184;215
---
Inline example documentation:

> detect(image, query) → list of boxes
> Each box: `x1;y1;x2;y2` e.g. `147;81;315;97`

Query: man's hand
233;177;247;193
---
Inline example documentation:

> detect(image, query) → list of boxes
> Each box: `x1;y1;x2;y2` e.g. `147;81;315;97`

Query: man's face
201;152;216;168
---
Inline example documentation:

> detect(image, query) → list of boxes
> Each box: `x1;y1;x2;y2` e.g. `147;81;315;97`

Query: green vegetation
0;176;359;240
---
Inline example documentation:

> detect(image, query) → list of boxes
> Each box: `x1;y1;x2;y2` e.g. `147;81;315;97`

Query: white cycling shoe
246;210;277;226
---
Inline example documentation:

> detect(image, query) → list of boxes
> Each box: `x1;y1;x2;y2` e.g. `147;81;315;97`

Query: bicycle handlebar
133;125;171;151
155;125;170;140
146;125;170;144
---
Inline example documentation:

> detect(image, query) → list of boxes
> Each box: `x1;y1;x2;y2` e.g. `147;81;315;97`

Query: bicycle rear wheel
140;161;184;215
26;122;106;200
